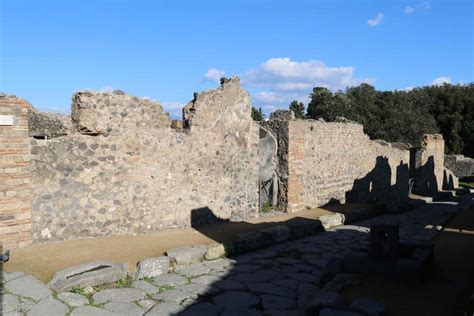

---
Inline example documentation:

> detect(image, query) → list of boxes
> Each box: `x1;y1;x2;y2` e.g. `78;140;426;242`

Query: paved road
1;197;471;316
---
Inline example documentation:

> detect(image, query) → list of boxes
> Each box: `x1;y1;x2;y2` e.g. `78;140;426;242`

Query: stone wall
28;107;68;138
0;95;32;249
412;134;445;195
261;110;294;211
445;154;474;179
30;77;259;242
266;114;410;212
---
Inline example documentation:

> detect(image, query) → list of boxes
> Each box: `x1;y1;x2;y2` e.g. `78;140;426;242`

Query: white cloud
404;6;414;15
431;76;451;86
203;68;225;82
241;57;373;115
404;2;431;15
367;13;384;27
162;102;185;119
254;92;284;103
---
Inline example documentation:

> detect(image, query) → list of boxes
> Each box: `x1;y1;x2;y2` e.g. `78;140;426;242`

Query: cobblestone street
2;196;472;315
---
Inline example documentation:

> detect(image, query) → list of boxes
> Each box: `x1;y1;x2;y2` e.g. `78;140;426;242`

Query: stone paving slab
3;197;471;315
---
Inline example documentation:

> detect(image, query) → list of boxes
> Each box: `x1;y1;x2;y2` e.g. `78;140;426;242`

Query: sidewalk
3;204;369;283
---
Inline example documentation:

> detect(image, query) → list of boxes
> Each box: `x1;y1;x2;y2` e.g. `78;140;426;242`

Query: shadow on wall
442;170;455;190
413;156;439;196
345;156;409;205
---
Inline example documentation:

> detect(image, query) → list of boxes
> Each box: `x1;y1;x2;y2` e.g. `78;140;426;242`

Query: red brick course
0;97;32;249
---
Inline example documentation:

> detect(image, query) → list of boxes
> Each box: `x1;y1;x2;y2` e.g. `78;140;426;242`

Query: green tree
306;87;334;119
251;107;264;121
289;100;305;119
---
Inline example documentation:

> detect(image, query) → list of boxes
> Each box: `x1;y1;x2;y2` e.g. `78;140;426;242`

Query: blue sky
1;0;472;118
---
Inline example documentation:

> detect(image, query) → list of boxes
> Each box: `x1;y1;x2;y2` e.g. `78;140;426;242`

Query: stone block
48;260;128;292
205;243;226;260
134;256;170;280
166;245;207;265
319;214;344;230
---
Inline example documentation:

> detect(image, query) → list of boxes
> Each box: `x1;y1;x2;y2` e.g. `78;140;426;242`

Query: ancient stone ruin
0;78;459;248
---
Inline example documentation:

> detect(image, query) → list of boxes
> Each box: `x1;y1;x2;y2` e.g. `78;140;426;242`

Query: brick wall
0;96;32;249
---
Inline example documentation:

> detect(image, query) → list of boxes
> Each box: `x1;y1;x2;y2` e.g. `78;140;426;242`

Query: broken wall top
71;90;171;136
183;77;252;132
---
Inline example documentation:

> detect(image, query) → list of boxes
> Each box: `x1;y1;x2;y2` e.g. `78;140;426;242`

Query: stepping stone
1;294;20;313
205;243;226;260
57;292;89;307
180;303;222;315
134;256;170;280
4;275;51;301
146;302;184;315
261;294;296;310
27;297;68;316
71;306;117;316
92;288;146;304
350;298;386;316
131;280;159;294
153;274;188;287
221;307;263;316
153;289;193;302
166;245;207;265
247;282;295;297
104;302;144;316
214;279;246;291
48;260;127;292
175;263;211;277
212;291;260;309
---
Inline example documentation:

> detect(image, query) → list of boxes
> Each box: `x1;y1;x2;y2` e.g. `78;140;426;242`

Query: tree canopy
251;107;264;121
305;83;473;157
289;100;305;119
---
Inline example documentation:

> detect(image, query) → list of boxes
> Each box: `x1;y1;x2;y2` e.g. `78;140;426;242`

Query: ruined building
0;78;457;249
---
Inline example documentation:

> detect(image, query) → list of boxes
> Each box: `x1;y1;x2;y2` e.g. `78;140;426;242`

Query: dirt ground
343;208;474;316
3;206;347;283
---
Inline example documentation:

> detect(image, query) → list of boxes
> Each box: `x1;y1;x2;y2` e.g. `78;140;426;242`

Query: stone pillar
0;95;32;249
413;134;445;195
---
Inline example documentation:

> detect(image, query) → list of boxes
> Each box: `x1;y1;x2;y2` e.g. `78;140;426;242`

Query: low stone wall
445;154;474;179
30;78;259;243
0;95;32;249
